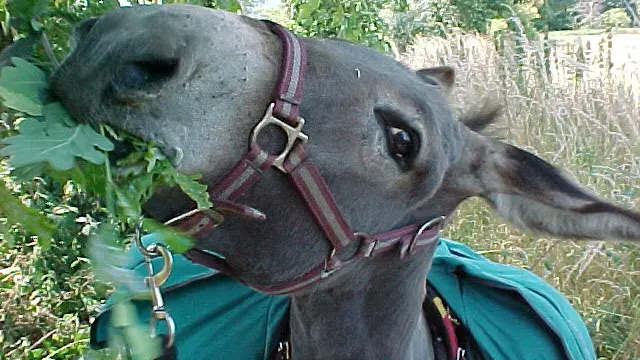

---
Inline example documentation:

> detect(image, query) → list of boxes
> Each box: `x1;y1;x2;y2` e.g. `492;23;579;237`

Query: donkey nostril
137;59;180;80
115;63;149;90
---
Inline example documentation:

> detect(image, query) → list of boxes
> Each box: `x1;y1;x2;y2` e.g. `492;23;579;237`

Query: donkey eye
387;127;414;159
374;107;419;168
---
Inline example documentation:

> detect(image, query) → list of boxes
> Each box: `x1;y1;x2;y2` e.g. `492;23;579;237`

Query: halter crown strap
264;20;307;125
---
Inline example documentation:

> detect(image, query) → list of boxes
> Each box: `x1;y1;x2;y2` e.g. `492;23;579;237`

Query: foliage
0;1;235;358
0;172;109;359
451;0;506;34
1;0;121;66
0;105;113;171
382;0;457;52
534;0;578;31
0;56;210;242
604;0;639;21
163;0;242;12
0;38;219;357
383;0;544;44
0;180;55;248
601;7;632;28
0;56;47;115
287;0;392;52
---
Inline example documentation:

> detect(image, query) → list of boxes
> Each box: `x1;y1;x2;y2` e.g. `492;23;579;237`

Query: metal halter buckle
321;248;339;278
354;232;376;258
251;103;308;172
407;216;446;254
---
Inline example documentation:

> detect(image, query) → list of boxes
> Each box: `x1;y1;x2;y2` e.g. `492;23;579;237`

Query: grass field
401;32;640;359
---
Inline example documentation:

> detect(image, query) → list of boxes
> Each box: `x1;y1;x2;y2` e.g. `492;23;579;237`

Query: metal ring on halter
251;103;308;172
408;216;446;254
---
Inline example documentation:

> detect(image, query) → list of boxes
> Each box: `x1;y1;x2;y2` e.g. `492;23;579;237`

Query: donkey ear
477;141;640;241
451;131;640;241
416;66;455;95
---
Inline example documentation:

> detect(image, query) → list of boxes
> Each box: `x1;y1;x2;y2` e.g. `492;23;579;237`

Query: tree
534;0;579;31
287;0;392;52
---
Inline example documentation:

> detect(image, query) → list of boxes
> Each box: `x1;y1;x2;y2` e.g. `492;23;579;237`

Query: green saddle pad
91;236;595;360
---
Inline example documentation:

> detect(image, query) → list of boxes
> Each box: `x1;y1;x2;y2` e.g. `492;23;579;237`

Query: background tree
534;0;578;31
287;0;392;51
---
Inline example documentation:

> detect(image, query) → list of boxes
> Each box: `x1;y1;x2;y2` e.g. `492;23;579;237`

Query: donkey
50;5;640;360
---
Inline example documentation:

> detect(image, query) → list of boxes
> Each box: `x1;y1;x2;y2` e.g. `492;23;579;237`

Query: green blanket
91;236;595;360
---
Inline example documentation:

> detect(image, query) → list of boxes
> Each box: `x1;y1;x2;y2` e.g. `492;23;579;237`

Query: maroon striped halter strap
174;21;445;295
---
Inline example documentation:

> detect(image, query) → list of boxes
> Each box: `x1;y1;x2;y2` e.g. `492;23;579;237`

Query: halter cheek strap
170;21;444;295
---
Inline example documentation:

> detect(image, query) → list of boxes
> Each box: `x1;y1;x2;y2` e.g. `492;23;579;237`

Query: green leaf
6;0;49;20
0;221;15;246
331;6;344;28
0;36;37;67
115;173;154;220
111;301;162;359
0;57;47;115
44;102;75;126
47;162;108;197
10;162;45;180
77;161;109;197
0;115;114;170
142;218;194;254
215;0;242;13
0;181;55;248
298;0;321;20
171;172;213;210
144;147;165;173
30;18;43;32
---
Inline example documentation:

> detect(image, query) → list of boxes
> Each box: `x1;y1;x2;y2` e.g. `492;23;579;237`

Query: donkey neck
288;247;437;360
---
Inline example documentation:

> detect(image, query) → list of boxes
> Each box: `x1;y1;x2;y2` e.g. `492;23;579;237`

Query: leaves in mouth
0;57;212;253
0;58;114;170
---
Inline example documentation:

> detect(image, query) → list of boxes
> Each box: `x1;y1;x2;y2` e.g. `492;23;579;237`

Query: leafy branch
0;56;212;254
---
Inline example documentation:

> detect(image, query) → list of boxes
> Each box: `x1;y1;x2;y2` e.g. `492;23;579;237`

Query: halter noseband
171;21;444;295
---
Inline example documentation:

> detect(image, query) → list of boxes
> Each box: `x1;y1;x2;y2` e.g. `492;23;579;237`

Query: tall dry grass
400;32;640;359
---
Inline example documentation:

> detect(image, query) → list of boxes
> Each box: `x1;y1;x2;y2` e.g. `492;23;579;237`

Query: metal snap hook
149;310;176;349
145;243;173;288
135;218;159;258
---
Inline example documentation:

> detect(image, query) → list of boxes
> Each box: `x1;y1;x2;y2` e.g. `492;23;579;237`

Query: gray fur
49;5;640;359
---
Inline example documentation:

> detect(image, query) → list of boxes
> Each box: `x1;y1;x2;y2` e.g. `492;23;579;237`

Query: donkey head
50;5;640;292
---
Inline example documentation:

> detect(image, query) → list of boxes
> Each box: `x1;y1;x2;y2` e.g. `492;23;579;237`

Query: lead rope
134;221;178;360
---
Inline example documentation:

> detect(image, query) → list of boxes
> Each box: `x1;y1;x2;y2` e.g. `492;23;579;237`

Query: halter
172;21;445;295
